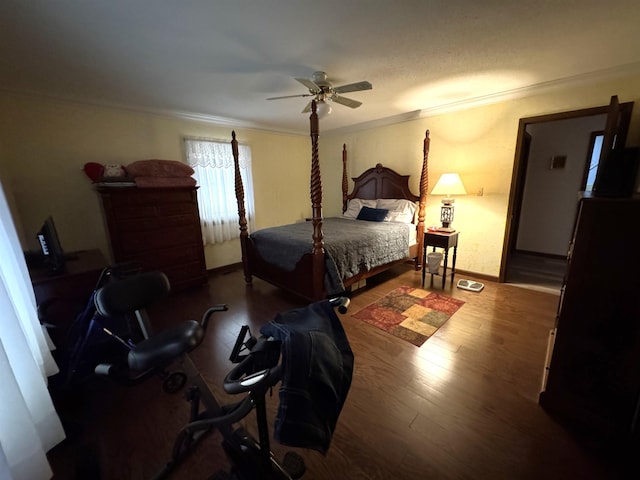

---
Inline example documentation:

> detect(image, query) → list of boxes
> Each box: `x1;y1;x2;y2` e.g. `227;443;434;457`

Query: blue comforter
251;217;411;294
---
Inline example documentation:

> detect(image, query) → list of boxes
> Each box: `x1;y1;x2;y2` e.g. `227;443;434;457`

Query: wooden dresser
539;194;640;444
97;186;207;291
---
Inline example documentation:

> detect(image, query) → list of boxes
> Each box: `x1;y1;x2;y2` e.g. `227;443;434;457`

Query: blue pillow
356;206;389;222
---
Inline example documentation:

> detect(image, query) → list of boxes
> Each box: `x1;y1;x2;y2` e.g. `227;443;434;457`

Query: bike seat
95;271;170;317
128;320;204;372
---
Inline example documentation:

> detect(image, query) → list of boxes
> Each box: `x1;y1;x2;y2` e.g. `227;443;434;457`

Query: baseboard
513;249;567;261
454;269;499;283
207;262;243;275
207;262;500;285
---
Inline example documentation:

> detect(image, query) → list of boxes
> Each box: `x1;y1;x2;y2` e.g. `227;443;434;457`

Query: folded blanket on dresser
134;176;197;188
126;159;194;177
125;159;197;188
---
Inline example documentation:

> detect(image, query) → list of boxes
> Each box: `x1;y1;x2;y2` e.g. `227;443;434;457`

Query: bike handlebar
223;354;282;395
223;297;349;396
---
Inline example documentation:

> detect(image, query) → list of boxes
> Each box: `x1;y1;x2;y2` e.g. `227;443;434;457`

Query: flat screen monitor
37;216;66;274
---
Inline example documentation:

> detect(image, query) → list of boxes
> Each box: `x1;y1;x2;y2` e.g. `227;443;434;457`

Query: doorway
500;99;633;292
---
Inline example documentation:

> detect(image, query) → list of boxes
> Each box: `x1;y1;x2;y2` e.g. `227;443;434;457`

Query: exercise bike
39;262;145;392
92;270;352;479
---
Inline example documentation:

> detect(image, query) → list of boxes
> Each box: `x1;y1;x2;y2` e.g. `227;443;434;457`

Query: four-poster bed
232;102;429;301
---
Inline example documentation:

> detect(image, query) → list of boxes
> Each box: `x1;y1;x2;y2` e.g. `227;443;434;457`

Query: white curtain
0;179;65;480
185;138;256;245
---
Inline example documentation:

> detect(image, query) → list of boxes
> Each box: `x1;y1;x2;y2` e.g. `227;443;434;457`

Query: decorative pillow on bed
356;206;389;222
343;198;377;219
377;199;417;223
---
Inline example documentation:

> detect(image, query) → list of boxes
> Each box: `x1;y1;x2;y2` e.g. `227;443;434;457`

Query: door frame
499;99;633;283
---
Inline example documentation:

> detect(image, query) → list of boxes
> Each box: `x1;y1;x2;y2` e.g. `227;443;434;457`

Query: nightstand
422;231;459;288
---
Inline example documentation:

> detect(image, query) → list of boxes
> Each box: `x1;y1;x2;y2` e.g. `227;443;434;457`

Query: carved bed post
342;144;348;213
310;101;325;298
416;129;430;270
232;131;251;283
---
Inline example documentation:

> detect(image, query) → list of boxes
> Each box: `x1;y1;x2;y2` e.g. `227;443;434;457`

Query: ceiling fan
267;71;372;115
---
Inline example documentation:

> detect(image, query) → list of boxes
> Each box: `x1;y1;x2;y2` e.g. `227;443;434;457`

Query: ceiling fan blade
267;93;314;100
333;81;372;94
301;101;312;113
332;95;362;109
295;77;321;93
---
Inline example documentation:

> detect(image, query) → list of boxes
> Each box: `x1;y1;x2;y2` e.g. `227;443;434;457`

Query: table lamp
431;173;466;232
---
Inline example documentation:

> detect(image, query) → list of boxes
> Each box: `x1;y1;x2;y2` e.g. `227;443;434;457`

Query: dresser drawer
119;224;201;255
105;188;196;207
160;261;207;290
115;213;198;233
98;186;206;292
120;244;203;267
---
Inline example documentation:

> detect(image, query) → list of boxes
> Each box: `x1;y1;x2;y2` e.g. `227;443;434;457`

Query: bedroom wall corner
0;92;311;270
322;70;640;279
322;109;513;278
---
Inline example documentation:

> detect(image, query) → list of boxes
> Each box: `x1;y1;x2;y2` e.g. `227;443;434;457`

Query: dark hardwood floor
48;264;629;479
505;252;567;294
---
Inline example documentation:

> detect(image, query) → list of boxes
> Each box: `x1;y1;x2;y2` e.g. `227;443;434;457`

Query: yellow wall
321;72;640;277
0;93;308;269
2;70;640;277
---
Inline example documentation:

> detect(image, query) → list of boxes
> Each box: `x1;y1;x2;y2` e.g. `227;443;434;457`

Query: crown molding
4;61;640;137
329;61;640;134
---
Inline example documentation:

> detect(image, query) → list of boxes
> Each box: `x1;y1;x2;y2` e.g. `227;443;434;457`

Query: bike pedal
282;451;305;479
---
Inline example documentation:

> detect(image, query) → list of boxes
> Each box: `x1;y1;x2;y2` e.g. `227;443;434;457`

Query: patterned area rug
352;286;465;347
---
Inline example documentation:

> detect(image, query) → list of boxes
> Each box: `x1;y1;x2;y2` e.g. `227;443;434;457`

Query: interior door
499;95;633;283
506;131;531;256
592;95;633;193
601;94;621;155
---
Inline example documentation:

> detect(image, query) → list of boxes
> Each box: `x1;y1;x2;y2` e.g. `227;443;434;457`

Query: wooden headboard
340;135;428;213
340;130;430;268
345;163;420;207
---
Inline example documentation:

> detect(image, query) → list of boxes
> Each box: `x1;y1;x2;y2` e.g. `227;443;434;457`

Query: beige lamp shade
431;173;467;198
431;173;466;232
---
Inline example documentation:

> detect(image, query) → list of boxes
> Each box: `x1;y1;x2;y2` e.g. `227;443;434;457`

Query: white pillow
377;199;417;223
343;198;377;219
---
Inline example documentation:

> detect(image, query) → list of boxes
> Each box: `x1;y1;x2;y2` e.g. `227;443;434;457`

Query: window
184;137;255;245
584;132;603;192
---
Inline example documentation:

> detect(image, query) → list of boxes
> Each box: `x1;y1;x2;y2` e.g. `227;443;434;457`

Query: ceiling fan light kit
267;71;372;116
316;99;332;118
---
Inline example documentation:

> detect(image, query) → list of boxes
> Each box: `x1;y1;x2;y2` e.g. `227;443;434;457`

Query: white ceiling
2;1;640;135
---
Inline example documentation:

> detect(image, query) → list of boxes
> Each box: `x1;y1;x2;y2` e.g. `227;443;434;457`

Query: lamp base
435;227;456;233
